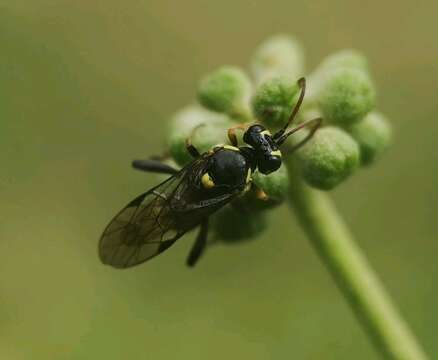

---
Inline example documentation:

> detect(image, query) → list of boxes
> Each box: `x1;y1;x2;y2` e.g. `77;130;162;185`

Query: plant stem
286;160;428;360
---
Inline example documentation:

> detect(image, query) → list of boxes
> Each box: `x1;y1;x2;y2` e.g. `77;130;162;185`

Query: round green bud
318;67;376;126
348;111;392;166
297;127;360;190
308;50;369;103
211;204;268;243
252;77;299;129
296;108;323;125
250;34;305;85
318;49;369;73
252;164;289;201
197;66;252;119
234;165;290;211
167;105;235;166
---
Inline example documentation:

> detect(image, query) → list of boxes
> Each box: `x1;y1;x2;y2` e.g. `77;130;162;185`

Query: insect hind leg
186;218;209;267
132;159;179;175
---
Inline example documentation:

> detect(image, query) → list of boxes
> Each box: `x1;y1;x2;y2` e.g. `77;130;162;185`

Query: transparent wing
99;157;236;269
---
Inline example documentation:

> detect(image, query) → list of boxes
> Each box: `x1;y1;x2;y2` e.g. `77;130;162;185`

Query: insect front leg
132;158;179;175
186;218;209;267
183;123;208;159
227;124;247;146
185;136;201;158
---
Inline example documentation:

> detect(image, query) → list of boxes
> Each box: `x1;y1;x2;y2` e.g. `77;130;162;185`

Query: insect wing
99;156;236;268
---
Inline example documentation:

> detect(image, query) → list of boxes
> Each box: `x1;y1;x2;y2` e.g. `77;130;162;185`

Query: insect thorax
201;147;252;191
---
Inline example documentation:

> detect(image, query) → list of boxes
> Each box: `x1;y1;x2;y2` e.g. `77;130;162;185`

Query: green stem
286;160;428;360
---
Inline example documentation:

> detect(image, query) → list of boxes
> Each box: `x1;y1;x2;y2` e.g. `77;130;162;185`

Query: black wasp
99;78;321;269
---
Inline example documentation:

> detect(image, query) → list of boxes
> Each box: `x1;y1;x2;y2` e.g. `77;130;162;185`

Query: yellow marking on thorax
241;168;253;193
261;130;272;136
223;145;240;152
271;150;282;157
246;168;252;184
201;172;215;189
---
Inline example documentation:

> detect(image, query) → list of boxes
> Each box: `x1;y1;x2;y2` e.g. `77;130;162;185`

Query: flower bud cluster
165;35;391;240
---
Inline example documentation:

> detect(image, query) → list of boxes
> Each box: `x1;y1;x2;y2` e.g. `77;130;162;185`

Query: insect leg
132;158;179;174
185;123;214;158
185;136;201;158
227;124;247;146
186;218;209;267
254;186;269;201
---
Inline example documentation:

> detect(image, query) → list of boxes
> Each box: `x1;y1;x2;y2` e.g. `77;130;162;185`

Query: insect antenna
279;117;322;151
273;77;306;142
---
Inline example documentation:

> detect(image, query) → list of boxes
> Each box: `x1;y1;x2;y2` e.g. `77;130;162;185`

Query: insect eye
258;155;282;174
243;124;266;146
249;124;265;133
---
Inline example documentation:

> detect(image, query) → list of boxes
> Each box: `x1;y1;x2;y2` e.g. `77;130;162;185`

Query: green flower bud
250;34;305;85
233;165;290;211
167;105;235;166
318;68;376;126
348;111;392;166
252;77;299;129
252;164;289;201
307;50;368;103
297;108;323;125
318;49;369;73
297;127;360;190
211;204;268;243
197;66;252;119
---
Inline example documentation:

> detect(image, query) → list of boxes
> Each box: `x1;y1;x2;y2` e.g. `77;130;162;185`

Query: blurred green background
1;1;437;359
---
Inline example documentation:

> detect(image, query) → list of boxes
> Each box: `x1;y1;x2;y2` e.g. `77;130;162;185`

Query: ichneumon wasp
99;77;321;268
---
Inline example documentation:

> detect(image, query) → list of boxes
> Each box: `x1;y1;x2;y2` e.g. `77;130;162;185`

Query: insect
99;78;321;269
